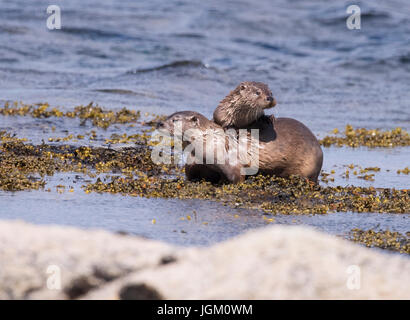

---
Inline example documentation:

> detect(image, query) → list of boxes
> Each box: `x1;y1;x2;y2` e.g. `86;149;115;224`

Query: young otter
213;81;276;128
157;111;243;183
158;111;323;183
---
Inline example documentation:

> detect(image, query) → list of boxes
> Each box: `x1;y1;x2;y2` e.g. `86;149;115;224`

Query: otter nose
268;96;277;107
156;121;164;129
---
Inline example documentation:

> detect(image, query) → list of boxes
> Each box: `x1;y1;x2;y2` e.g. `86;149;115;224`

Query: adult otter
157;111;323;183
213;81;276;128
244;114;323;182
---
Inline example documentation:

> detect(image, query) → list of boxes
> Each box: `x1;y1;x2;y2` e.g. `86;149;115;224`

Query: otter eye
255;91;261;96
240;85;246;90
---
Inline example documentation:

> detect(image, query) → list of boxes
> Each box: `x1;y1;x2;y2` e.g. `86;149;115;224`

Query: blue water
0;0;409;247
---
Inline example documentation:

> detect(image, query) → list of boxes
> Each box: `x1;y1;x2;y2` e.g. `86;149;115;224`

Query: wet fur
245;115;323;182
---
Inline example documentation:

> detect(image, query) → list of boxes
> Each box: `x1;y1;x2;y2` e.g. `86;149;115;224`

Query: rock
0;220;177;299
0;220;409;299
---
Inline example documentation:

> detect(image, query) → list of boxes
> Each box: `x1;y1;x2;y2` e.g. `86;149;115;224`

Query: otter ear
189;115;199;124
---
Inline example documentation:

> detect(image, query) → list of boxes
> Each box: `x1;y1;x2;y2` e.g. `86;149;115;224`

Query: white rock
0;220;409;300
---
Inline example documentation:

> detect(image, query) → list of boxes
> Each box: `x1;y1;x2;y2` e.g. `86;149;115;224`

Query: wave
60;27;139;41
338;53;410;70
172;33;206;39
126;60;209;74
399;53;410;64
311;4;391;26
93;89;158;99
93;89;137;95
0;25;28;35
233;38;308;57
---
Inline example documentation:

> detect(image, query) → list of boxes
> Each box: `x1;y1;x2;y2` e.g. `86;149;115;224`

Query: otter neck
223;100;264;128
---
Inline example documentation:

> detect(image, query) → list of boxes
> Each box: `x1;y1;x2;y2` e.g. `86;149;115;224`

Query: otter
157;111;323;183
213;81;276;128
243;114;323;182
213;81;322;182
157;111;244;183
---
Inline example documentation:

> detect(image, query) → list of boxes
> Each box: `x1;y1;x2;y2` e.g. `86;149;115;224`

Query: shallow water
1;172;408;247
0;0;409;249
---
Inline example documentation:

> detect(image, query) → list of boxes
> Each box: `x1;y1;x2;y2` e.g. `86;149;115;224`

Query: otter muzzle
265;97;276;109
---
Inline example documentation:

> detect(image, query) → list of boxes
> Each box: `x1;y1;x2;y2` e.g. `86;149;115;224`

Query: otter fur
158;111;323;183
213;81;276;128
158;111;244;183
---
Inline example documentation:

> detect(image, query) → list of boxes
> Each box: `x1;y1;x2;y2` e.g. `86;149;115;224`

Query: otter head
157;111;212;137
157;111;222;151
214;81;276;128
